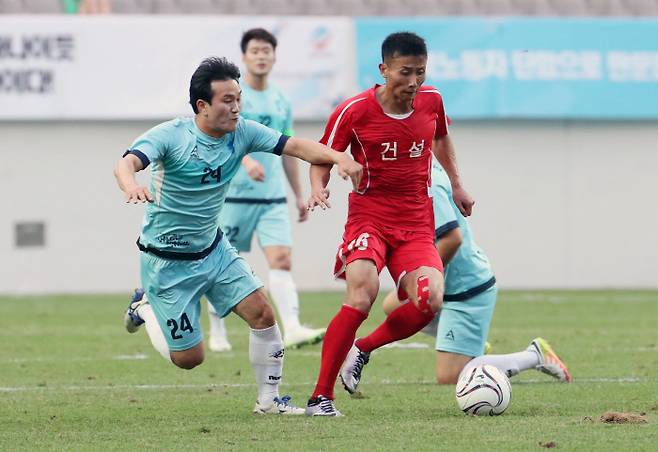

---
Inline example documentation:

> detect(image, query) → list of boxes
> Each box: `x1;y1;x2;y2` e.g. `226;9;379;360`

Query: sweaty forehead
210;79;240;98
386;53;428;69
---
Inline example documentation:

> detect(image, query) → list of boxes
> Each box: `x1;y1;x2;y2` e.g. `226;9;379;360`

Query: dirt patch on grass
600;411;648;424
538;441;557;448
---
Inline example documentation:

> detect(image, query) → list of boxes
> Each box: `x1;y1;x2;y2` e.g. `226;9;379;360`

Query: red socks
312;304;368;399
356;276;435;353
355;301;435;353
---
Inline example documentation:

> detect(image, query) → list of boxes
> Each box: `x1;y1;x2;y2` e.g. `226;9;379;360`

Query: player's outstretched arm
282;137;362;191
113;154;154;204
432;135;475;216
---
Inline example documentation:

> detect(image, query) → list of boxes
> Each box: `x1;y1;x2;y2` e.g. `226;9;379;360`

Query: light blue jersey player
114;57;363;415
207;28;325;353
376;157;572;386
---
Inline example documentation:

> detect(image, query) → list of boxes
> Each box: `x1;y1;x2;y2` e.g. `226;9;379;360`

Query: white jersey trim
326;97;367;148
418;88;449;132
352;129;370;195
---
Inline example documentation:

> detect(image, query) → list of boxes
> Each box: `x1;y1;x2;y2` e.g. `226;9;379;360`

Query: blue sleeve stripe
273;134;289;156
435;220;459;240
123;149;150;168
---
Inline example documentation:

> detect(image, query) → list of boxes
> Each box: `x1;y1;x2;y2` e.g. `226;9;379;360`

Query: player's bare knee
251;302;276;329
171;350;204;370
346;281;378;312
346;285;377;312
346;292;373;313
436;371;459;385
270;254;291;271
429;290;443;313
427;273;444;313
249;289;276;328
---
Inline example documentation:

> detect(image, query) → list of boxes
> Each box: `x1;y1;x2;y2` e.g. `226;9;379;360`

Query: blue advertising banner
356;18;658;119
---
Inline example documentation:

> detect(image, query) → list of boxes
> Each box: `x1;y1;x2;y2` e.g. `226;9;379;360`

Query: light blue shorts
220;201;292;252
139;235;263;351
433;285;497;357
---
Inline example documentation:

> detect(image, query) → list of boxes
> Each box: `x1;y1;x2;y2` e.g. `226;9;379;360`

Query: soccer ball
455;364;512;416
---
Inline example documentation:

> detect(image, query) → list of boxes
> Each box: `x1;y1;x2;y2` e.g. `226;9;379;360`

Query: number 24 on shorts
167;313;194;340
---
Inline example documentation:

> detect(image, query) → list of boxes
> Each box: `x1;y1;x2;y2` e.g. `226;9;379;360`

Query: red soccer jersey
320;84;449;232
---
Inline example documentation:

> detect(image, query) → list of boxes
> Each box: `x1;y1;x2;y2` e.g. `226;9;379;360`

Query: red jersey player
305;32;474;416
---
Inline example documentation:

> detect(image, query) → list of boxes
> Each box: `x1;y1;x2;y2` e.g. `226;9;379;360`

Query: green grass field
1;291;657;451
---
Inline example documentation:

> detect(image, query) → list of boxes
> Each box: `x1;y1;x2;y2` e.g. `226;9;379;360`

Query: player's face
242;39;276;77
380;53;427;103
199;79;241;134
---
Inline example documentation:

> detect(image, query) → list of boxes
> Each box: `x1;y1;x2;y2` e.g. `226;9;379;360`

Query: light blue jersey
226;84;293;201
431;158;495;300
127;116;286;254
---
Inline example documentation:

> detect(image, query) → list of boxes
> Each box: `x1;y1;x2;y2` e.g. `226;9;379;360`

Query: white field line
6;342;658;364
1;377;657;393
0;351;324;363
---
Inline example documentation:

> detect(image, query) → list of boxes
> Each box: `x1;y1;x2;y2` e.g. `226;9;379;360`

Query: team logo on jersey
445;329;455;341
190;146;200;160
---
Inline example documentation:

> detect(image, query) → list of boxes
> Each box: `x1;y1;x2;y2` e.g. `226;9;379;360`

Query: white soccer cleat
208;336;232;353
305;396;343;417
253;395;305;415
339;342;370;394
283;326;326;349
124;289;148;333
528;337;572;382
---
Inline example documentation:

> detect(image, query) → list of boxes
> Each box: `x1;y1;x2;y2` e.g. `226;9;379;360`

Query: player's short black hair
189;57;241;114
240;28;277;54
381;32;427;62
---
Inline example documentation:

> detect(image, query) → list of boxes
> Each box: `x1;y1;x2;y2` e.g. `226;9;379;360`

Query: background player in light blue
341;156;571;394
113;57;362;414
208;28;325;353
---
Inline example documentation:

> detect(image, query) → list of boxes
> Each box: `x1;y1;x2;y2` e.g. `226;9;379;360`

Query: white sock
461;351;540;379
207;301;229;343
137;302;171;363
268;269;301;333
249;324;284;404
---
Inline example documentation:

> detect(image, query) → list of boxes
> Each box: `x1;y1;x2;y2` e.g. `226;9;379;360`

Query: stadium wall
2;16;657;293
1;119;657;294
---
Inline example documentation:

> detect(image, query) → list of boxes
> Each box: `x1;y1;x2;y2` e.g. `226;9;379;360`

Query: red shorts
333;220;443;285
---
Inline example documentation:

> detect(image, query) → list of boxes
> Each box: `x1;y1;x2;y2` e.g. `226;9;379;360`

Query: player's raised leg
341;266;443;394
124;289;173;363
305;259;376;416
124;287;204;368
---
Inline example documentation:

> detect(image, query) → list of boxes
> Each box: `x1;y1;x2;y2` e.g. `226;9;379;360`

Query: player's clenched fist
242;155;266;182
